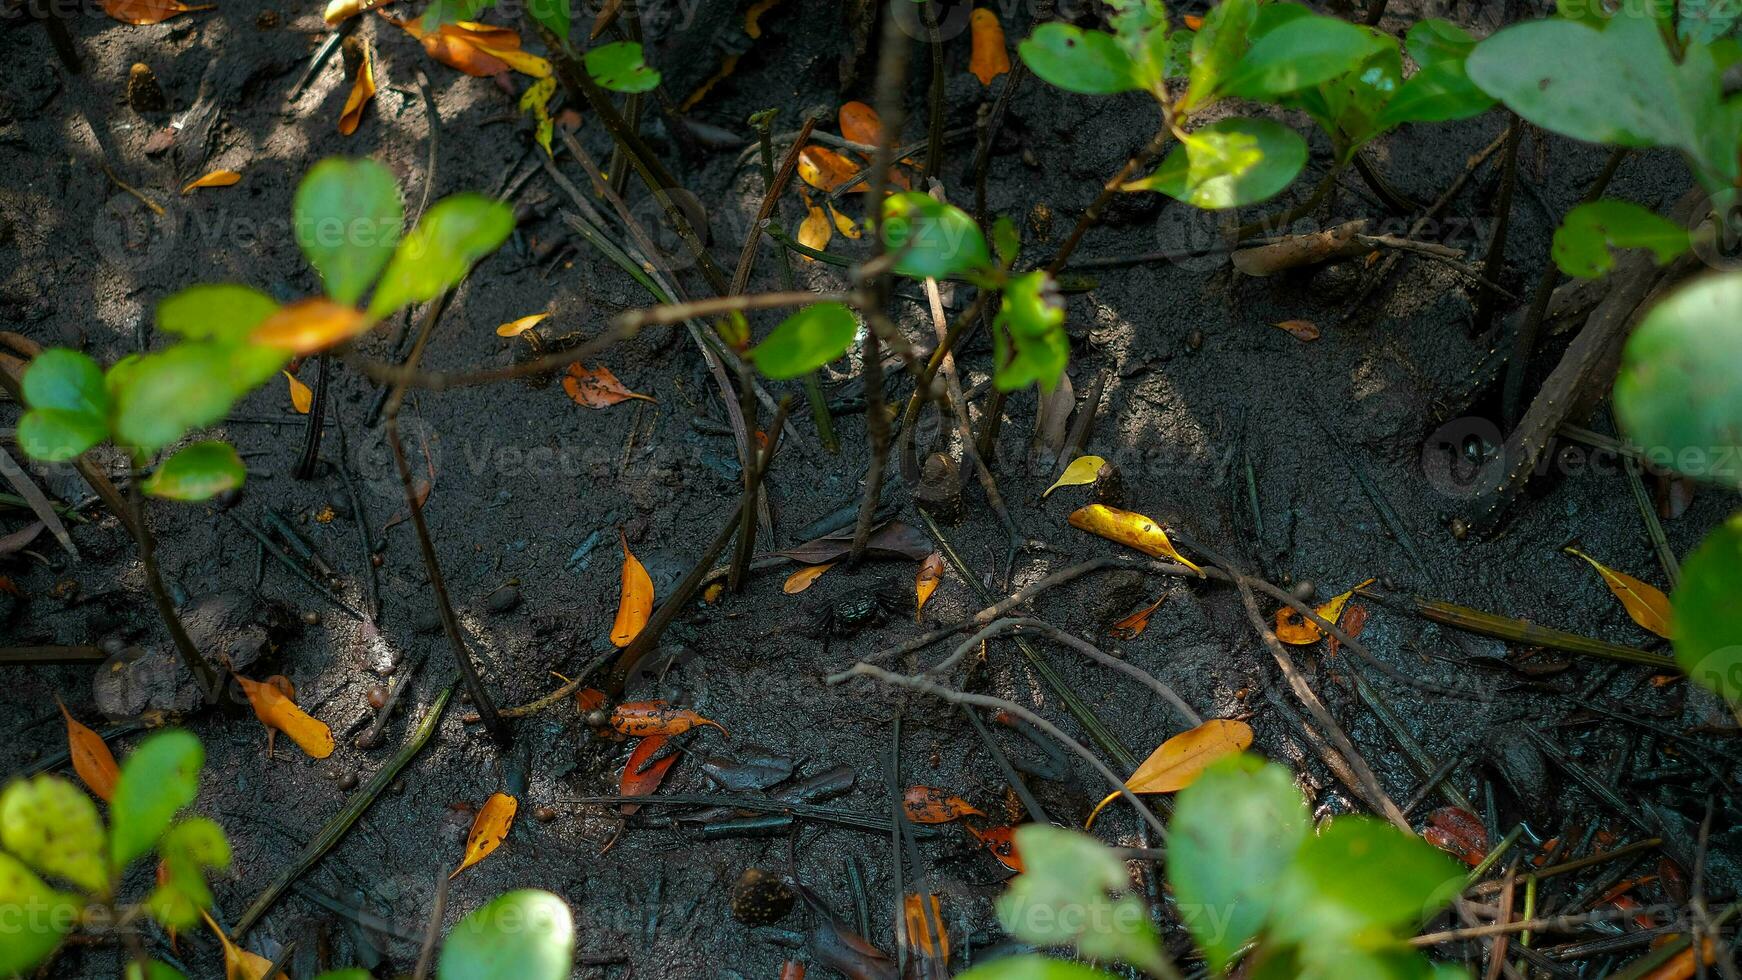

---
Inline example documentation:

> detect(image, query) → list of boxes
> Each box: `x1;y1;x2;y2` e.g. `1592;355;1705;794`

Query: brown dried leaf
1274;319;1321;341
451;791;517;878
914;552;945;621
564;363;655;408
56;697;118;802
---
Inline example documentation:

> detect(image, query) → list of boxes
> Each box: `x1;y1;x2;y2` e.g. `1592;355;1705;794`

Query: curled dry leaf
236;674;334;759
610;532;653;647
386;15;552;78
1273;319;1322;341
1068;503;1203;575
1326;602;1368;656
968;8;1011;86
1084;718;1253;828
496;312;549;337
1109;595;1166;640
180;169;241;194
777;520;934;564
900;893;949;961
797;190;832;259
451;791;518;878
797;145;863;193
284;371;313;414
56;697;118;802
838;101;884;146
965;823;1023;872
1274;578;1373;645
564;363;655;408
610;700;728;737
103;0;213;25
1422;806;1488;867
1565;547;1673;638
339;39;376;135
902;786;984;824
202;910;284;980
619;734;678;815
252;298;372;355
575;687;608;714
783;562;833;595
914;552;945;621
1042;455;1106;498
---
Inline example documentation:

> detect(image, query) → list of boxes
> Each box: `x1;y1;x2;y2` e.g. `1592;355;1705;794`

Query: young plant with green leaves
425;0;661;91
959;755;1466;979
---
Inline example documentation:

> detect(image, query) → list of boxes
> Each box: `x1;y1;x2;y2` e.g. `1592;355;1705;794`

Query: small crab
804;582;909;653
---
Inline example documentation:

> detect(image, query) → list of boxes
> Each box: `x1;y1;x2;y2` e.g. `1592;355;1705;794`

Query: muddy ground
2;0;1739;976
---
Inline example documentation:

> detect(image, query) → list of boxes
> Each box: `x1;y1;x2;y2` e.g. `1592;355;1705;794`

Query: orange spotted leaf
611;532;653;647
1565;547;1673;638
619;734;679;815
900;893;950;961
797;145;864;193
914;552;945;621
1275;579;1373;645
609;700;727;737
451;791;517;878
969;9;1011;86
56;697;118;802
1084;719;1253;828
903;786;984;824
563;363;655;408
236;674;334;759
965;823;1023;872
1068;503;1203;575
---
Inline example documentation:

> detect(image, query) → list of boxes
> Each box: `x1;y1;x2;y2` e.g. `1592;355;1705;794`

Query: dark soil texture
2;0;1739;977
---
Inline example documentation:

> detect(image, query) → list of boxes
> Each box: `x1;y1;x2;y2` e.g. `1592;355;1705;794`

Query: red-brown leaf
609;700;728;737
902;786;984;824
619;735;678;815
563;363;655;408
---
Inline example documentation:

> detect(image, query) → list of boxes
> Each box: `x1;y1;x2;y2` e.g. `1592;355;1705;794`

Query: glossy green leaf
1019;23;1141;95
1615;273;1742;487
529;0;569;41
1681;2;1742;43
1224;12;1385;99
993;270;1068;391
1105;0;1172;90
956;955;1120;980
144;816;230;928
993;214;1021;268
367;194;516;319
1673;515;1742;705
997;826;1165;973
1553;199;1691;278
156;285;280;345
142;441;246;502
0;776;108;896
1272;816;1463;946
586;41;660;93
294;158;404;306
1374;60;1495;128
880;192;992;281
17;349;108;462
438;889;573;980
1182;0;1257;110
422;0;495;29
1131;118;1307;209
312;972;377;980
748;302;858;379
0;853;77;977
1168;755;1309;971
126;961;191;980
1405;19;1477;69
110;730;203;871
108;344;237;454
1301;42;1402;153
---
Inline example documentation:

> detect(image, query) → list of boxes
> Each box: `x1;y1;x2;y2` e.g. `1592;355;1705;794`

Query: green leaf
126;961;191;980
438;889;573;980
1182;0;1257;110
1272;816;1463;946
880;192;992;281
993;214;1021;268
1553;200;1691;278
17;349;108;462
1019;23;1141;95
294;158;405;306
585;41;661;93
529;0;569;41
997;825;1165;974
422;0;496;29
956;956;1121;980
1303;42;1402;153
145;817;230;928
142;441;246;502
1105;0;1172;90
1374;61;1495;129
1615;273;1742;487
748;302;859;379
993;271;1068;391
156;285;279;345
1405;19;1477;69
108;344;236;454
0;776;108;896
110;730;203;872
367;194;516;319
1168;755;1309;971
1673;515;1742;705
1681;1;1742;44
1224;12;1386;99
1130;118;1307;209
312;972;377;980
0;853;78;977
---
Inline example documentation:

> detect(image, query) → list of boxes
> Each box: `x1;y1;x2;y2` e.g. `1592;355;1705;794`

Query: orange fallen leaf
1274;319;1321;341
609;700;728;737
796;189;832;259
284;371;313;414
252;298;372;355
900;893;949;961
619;734;678;815
563;363;655;408
828;203;862;240
965;822;1023;872
797;145;864;193
1565;547;1673;638
611;531;653;647
1422;806;1488;866
575;687;608;714
339;39;376;135
1067;503;1203;575
914;552;945;621
903;786;984;824
451;791;517;878
838;101;885;146
1085;719;1253;828
1326;602;1367;656
202;910;284;980
386;14;551;78
969;9;1011;86
496;312;549;337
1109;595;1166;640
1275;579;1373;645
1183;14;1205;29
103;0;213;25
56;696;118;802
1635;937;1715;979
235;674;334;759
180;170;241;194
784;562;833;594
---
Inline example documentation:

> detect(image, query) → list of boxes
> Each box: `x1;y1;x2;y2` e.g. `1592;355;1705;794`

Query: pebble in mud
486;585;521;613
301;610;320;626
533;805;557;823
337;772;358;791
729;868;794;926
1292;580;1316;602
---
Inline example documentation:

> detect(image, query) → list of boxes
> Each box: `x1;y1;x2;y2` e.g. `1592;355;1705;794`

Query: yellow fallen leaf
180;169;241;194
339;38;376;136
1565;547;1673;639
323;0;388;24
252;298;373;355
519;76;558;156
784;562;833;594
1067;503;1203;575
969;8;1011;86
284;371;313;414
828;202;862;240
56;696;118;802
452;791;517;879
914;552;945;621
1275;578;1374;645
236;674;334;759
496;312;550;337
1042;455;1107;498
797;191;831;261
611;531;653;647
1085;719;1253;828
202;910;284;980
